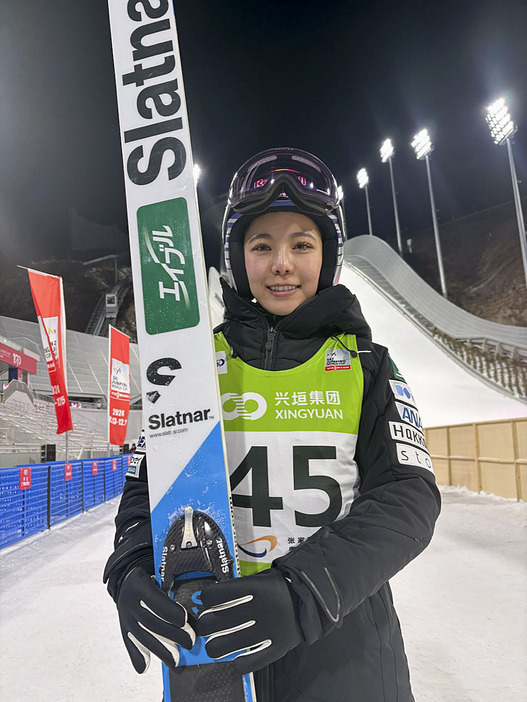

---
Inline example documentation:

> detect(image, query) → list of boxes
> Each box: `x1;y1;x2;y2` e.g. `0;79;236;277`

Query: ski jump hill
209;235;527;428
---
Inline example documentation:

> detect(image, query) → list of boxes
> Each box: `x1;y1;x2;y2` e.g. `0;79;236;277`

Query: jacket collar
220;278;372;341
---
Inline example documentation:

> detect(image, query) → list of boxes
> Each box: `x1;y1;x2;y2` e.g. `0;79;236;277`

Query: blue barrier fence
0;455;132;549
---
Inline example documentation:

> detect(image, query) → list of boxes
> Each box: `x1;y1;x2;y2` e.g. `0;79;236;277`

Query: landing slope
339;264;526;426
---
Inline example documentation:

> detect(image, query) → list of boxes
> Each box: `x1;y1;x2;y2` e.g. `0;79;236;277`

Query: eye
251;243;271;252
294;241;313;250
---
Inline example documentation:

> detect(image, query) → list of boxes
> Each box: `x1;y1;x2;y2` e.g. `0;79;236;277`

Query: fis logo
111;359;130;394
325;348;351;371
221;392;267;421
39;316;59;365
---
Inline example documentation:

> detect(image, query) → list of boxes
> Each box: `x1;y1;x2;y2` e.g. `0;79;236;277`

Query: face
243;211;323;315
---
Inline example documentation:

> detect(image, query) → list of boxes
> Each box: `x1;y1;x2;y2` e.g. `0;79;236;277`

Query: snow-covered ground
1;268;525;701
0;487;525;702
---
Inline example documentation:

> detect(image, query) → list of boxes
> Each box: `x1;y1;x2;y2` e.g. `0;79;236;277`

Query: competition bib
215;333;364;575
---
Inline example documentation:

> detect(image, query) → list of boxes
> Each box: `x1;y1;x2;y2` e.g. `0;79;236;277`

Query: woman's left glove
196;568;304;674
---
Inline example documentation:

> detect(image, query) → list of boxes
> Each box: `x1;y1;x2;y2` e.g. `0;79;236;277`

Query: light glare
380;138;394;162
357;168;369;189
485;98;516;145
411;129;433;160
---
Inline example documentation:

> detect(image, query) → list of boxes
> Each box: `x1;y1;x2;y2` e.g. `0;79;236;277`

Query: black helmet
222;147;346;298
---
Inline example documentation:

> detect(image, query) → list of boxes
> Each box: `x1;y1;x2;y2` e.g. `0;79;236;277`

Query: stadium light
357;169;373;236
485;98;527;286
485;98;517;145
193;163;201;185
411;129;448;298
380;139;403;257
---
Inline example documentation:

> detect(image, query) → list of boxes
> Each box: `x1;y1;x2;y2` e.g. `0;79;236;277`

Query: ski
106;2;256;700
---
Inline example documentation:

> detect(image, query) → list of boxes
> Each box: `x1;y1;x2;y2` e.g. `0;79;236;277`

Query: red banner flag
27;269;73;434
108;326;130;446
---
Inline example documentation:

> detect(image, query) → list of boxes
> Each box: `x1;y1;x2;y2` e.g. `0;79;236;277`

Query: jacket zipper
264;326;277;369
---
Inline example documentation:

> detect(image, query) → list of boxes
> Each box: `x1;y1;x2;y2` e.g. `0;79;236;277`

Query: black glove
117;566;195;673
196;568;304;674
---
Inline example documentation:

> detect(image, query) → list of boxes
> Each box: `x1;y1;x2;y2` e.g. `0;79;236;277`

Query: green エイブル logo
137;198;199;334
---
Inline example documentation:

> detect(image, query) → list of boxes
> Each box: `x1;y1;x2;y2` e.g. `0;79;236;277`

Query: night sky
1;0;526;267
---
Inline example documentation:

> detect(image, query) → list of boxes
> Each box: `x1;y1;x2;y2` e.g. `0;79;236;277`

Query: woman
104;147;441;702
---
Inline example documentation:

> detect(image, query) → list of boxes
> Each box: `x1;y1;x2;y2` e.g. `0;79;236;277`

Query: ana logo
325;348;351;371
221;392;267;421
238;535;278;558
389;380;416;408
395;402;423;431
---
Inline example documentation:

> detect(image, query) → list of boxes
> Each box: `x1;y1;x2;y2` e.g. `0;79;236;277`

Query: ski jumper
104;281;441;702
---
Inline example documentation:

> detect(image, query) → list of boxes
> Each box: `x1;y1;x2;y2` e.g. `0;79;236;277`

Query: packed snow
1;268;525;701
1;487;525;701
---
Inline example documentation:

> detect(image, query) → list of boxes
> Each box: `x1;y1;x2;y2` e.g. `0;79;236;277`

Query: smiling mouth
267;285;299;291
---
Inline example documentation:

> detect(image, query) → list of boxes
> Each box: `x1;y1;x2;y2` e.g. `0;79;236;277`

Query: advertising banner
27;269;73;434
0;342;37;374
108;325;130;445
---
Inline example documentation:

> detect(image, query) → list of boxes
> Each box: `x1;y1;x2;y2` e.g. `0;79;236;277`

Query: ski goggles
228;148;343;217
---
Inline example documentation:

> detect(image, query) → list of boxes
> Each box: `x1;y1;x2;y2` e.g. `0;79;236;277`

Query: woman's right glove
117;566;196;673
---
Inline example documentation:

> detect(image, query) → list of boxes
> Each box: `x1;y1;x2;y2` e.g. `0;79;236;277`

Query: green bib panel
215;332;364;575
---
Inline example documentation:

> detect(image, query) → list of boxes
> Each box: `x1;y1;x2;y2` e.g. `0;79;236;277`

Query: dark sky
1;0;526;267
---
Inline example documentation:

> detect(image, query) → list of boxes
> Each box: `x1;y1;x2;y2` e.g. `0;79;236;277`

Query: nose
271;246;293;275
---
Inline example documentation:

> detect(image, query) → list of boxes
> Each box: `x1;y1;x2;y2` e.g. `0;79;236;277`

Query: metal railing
345;236;527;400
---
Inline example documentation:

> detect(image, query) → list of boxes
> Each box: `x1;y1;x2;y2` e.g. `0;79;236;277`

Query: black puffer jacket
105;282;441;702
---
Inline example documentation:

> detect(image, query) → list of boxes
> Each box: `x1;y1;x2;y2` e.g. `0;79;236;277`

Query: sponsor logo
325;348;351;371
146;357;181;386
238;535;278;559
119;0;187;188
389;380;416;408
275;407;344;420
395;402;423;431
389;421;428;449
138;199;199;334
396;444;434;473
148;408;212;430
221;392;267;421
40;316;59;364
216;539;231;575
216;351;227;375
111;359;130;394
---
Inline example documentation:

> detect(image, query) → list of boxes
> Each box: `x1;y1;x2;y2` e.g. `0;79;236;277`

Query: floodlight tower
380;138;403;256
411;129;448;298
357;168;373;236
485;98;527;286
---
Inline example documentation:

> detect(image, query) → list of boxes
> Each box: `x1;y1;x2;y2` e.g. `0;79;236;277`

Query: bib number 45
230;445;342;528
